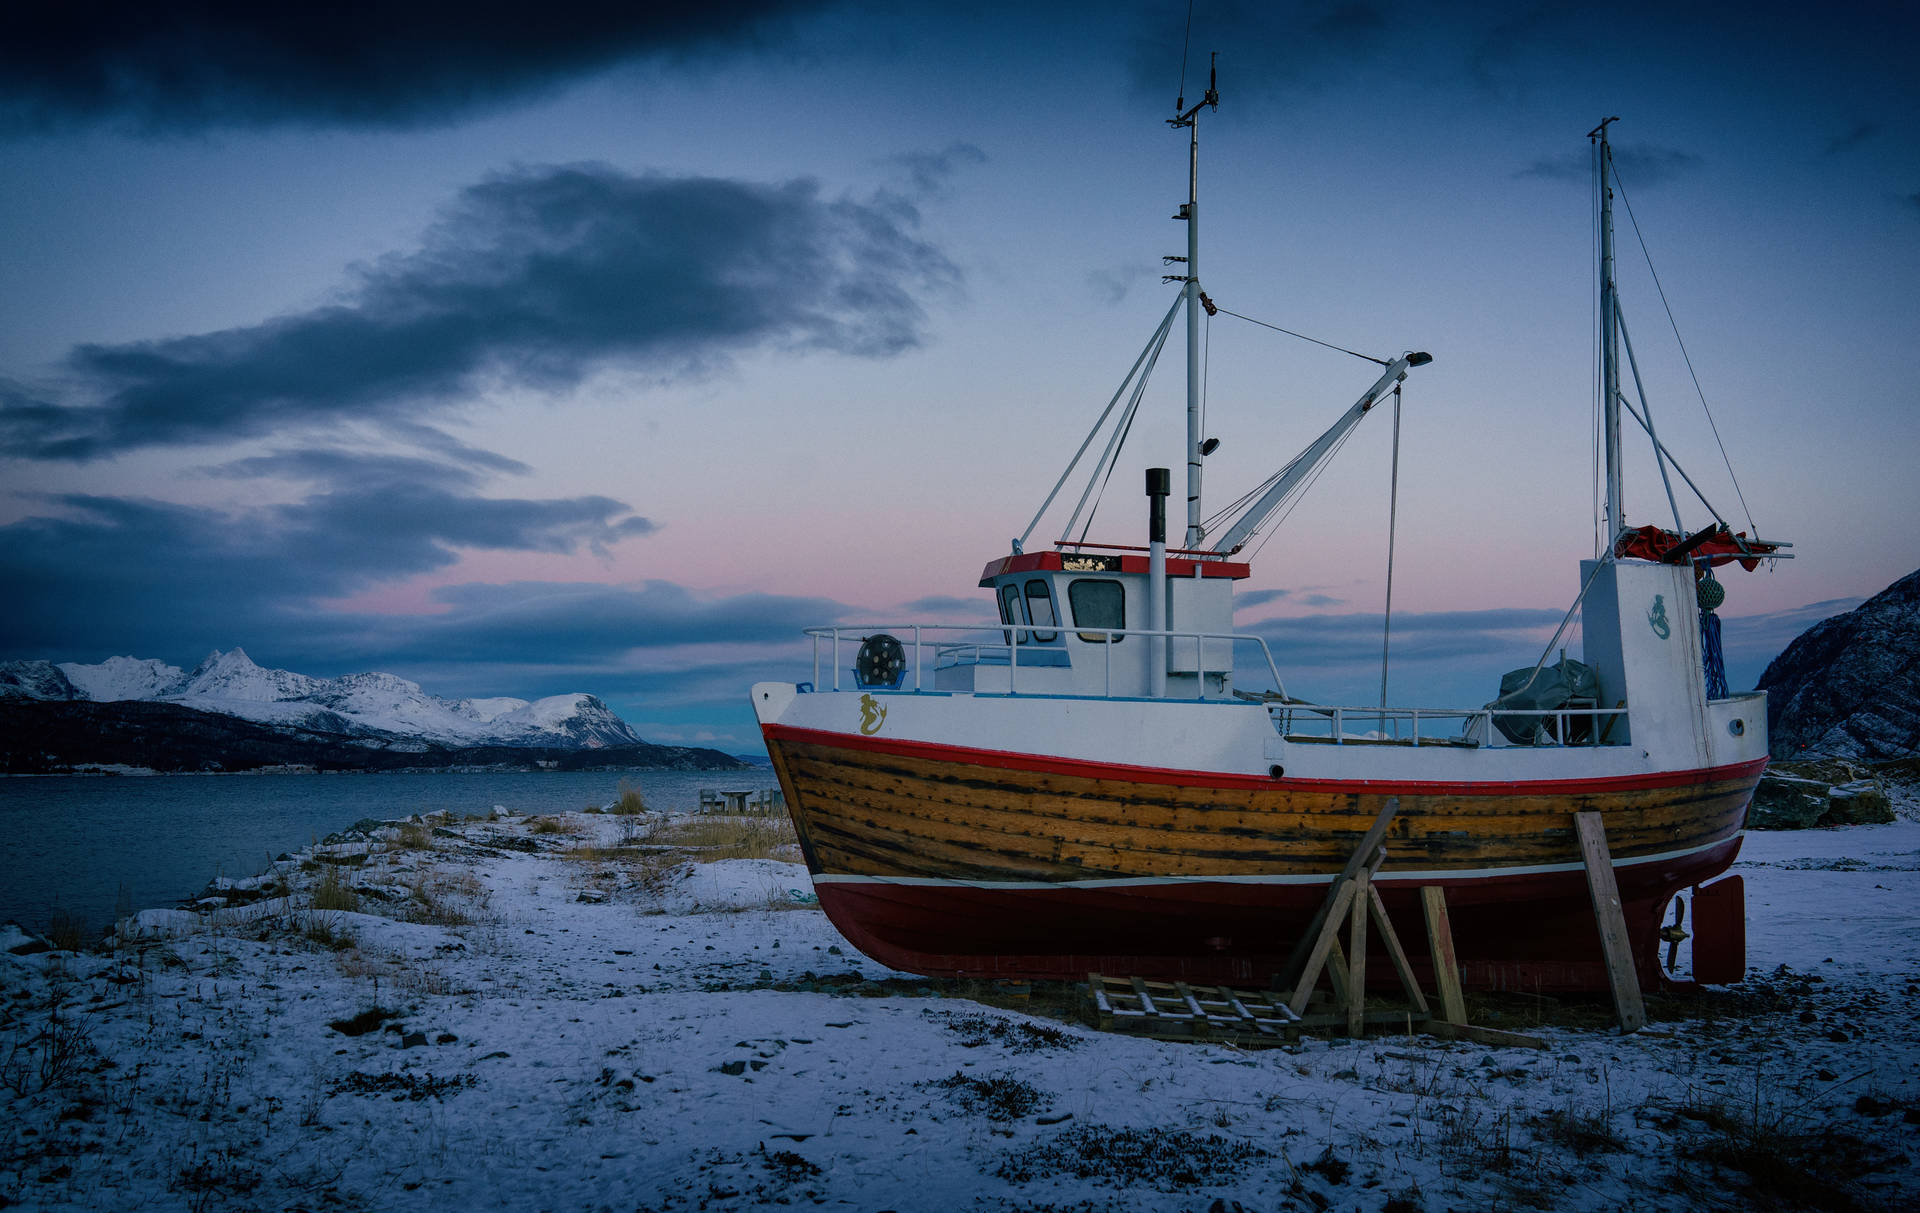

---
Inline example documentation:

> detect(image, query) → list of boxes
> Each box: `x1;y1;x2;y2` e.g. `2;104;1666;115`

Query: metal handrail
1272;702;1631;748
803;623;1288;700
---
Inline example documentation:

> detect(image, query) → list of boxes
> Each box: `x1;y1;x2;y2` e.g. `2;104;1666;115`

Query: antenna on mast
1168;54;1218;546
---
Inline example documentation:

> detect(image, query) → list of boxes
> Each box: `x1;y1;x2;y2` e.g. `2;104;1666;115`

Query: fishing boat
750;86;1787;993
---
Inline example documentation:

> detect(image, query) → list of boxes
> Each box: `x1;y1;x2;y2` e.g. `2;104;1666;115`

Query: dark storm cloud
897;594;990;617
1516;144;1703;189
1245;607;1561;669
203;448;503;491
1126;1;1397;106
0;1;832;133
1086;264;1156;307
3;164;957;461
0;476;655;658
411;580;847;662
1823;121;1880;156
1465;6;1565;98
883;143;987;198
1235;588;1292;609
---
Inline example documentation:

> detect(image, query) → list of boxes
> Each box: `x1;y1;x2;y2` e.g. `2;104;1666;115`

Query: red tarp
1614;524;1779;571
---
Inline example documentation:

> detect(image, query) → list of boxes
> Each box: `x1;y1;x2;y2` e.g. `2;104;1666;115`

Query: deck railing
801;625;1633;748
1270;702;1629;748
802;623;1289;701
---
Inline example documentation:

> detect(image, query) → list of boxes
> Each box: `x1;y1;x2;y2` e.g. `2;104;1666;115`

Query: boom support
1207;353;1426;556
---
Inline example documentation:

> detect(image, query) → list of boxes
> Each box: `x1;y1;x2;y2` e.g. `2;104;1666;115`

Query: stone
1821;780;1894;825
1747;774;1829;829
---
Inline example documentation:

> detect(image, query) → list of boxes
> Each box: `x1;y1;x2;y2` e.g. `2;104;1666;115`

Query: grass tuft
640;814;798;862
390;822;434;851
45;908;92;953
611;780;647;815
310;863;359;913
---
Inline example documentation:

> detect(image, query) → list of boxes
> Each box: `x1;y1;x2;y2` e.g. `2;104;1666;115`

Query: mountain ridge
0;647;675;757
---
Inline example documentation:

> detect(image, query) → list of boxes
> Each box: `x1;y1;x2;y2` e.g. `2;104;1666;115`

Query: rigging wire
1244;420;1363;564
1213;307;1390;366
1067;304;1179;544
1023;291;1183;550
1175;0;1196;108
1610;163;1760;534
1200;309;1211;457
1077;392;1146;545
1591;135;1604;558
1379;385;1402;724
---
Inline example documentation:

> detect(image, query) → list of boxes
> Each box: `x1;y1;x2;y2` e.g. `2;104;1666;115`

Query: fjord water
0;769;775;936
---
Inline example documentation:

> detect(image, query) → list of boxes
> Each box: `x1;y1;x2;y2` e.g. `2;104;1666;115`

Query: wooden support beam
1420;886;1467;1026
1323;936;1351;1006
1288;877;1358;1015
1573;810;1647;1033
1368;883;1429;1016
1279;796;1401;990
1347;868;1370;1036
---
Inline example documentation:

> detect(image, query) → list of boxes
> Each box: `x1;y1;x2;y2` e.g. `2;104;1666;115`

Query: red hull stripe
762;722;1769;796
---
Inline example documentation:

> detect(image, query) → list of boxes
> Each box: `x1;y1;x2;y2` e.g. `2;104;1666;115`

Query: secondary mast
1170;56;1218;548
1591;116;1624;548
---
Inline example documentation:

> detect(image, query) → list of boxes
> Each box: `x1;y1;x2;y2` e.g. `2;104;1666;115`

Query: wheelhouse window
1024;580;1058;642
997;582;1027;644
1069;578;1125;642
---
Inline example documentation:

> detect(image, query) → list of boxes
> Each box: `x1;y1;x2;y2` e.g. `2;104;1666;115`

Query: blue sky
2;2;1916;752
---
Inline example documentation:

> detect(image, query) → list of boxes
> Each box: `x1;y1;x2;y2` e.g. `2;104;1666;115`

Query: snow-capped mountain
0;661;83;701
57;655;189;702
4;648;641;749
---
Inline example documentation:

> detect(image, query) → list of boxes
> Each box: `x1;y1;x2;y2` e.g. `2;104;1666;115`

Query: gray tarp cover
1489;657;1599;744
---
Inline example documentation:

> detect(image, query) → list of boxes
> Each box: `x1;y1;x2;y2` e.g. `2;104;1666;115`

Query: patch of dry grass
403;868;490;927
389;822;434;851
641;814;798;862
44;908;92;953
298;910;354;951
611;780;647;815
310;864;359;913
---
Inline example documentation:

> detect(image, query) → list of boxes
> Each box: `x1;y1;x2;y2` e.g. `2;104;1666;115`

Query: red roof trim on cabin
979;551;1251;586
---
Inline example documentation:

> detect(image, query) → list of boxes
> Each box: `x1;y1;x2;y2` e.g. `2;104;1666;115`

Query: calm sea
0;768;779;936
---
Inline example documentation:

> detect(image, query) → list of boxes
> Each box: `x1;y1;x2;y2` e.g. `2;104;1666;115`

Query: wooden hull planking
764;725;1764;992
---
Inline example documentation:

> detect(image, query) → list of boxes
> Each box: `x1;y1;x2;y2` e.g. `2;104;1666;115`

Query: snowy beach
4;803;1917;1211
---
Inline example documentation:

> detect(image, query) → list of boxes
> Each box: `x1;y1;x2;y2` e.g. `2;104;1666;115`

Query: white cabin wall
1166;573;1234;675
1580;559;1710;767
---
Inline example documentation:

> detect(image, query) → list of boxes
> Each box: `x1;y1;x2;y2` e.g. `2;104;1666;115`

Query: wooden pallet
1088;973;1303;1044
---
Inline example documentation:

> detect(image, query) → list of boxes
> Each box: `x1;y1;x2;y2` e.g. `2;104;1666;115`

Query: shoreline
4;804;1917;1209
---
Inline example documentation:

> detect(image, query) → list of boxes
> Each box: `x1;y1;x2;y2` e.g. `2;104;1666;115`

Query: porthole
1269;764;1286;778
1728;719;1745;737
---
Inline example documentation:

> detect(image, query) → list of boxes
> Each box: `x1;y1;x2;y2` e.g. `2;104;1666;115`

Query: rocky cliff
1757;568;1920;760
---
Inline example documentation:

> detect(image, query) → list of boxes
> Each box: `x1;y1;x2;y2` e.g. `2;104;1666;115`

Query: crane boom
1206;353;1425;556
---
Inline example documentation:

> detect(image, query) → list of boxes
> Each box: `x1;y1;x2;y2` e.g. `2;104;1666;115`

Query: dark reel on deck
854;633;907;689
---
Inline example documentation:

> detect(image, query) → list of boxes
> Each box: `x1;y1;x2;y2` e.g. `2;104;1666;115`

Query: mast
1170;57;1218;548
1591;117;1624;547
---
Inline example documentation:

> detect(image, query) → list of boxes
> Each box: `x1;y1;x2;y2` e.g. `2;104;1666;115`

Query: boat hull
762;722;1763;992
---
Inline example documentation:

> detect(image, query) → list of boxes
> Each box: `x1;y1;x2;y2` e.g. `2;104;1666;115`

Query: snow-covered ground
4;802;1917;1212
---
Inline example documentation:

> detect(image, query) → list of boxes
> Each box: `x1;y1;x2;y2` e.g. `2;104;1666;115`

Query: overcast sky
3;2;1916;752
